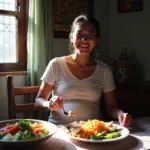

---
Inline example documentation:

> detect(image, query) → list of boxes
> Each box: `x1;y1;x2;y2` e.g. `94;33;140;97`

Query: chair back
7;75;41;119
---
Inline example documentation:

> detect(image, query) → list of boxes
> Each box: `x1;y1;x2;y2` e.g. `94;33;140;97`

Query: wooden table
0;117;150;150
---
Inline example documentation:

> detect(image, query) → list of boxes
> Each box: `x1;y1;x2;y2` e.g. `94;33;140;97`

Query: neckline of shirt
61;56;98;81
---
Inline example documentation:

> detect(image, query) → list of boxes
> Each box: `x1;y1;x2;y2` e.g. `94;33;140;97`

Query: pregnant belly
64;100;101;121
49;100;101;125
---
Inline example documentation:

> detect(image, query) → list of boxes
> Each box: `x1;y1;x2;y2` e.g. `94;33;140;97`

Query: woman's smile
79;44;89;52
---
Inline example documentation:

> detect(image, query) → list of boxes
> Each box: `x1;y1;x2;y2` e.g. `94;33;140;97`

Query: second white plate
64;123;129;143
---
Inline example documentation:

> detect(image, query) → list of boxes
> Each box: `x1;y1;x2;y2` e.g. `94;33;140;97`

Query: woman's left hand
118;112;132;127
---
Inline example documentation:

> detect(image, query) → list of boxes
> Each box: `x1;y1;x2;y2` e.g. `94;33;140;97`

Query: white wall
109;0;150;80
0;0;110;120
94;0;110;61
52;39;69;57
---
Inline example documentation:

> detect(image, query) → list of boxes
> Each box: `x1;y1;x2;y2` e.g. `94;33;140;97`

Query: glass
0;0;19;11
0;15;17;63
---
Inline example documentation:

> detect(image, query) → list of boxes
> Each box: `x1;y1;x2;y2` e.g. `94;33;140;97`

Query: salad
0;120;49;141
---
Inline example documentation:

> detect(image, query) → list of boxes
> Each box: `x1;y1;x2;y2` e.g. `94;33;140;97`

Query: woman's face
70;21;98;55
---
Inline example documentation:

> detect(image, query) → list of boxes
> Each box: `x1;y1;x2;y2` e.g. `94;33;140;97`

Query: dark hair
69;14;100;56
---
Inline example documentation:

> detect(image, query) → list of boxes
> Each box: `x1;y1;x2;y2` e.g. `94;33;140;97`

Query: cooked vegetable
68;111;76;117
0;120;49;141
104;132;121;139
90;131;106;140
67;119;121;140
109;126;117;132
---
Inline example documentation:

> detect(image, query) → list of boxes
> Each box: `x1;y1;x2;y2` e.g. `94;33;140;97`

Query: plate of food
65;119;129;143
0;119;57;145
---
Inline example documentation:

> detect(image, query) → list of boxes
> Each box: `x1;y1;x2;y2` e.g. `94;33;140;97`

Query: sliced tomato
34;128;43;134
4;125;19;135
0;126;13;133
0;125;14;132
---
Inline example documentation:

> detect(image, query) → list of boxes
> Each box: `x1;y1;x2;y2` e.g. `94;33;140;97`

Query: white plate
65;123;129;143
0;119;57;145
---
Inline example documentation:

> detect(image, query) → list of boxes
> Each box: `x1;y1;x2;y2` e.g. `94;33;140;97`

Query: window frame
0;0;27;73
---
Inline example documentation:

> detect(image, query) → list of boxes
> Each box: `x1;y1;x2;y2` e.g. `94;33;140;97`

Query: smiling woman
35;14;132;127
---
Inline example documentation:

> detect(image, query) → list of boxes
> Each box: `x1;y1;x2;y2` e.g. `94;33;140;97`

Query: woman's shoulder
97;61;109;69
96;61;113;77
48;56;65;65
96;61;113;73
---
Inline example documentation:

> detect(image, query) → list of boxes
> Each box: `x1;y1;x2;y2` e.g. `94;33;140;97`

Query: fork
62;106;76;122
62;106;69;116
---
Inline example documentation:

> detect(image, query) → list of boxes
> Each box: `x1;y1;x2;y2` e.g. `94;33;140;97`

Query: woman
35;14;132;126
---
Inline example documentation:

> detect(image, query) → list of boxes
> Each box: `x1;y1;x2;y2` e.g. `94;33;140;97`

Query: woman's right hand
49;95;63;111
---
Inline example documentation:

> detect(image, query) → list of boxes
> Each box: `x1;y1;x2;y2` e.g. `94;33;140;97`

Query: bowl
0;119;57;146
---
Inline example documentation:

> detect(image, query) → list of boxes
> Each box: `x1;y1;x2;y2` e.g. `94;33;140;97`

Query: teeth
80;46;88;48
80;44;88;47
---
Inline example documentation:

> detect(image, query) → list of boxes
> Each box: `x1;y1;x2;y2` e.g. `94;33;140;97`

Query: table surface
0;117;150;150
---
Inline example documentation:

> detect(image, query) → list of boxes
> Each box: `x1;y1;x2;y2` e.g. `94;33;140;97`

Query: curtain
26;0;53;120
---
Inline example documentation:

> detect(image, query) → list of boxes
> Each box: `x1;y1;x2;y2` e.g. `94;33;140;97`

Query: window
0;0;26;73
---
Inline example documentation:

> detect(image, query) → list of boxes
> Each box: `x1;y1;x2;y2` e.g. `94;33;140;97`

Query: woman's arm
35;81;54;108
35;81;63;111
103;90;132;126
103;90;122;119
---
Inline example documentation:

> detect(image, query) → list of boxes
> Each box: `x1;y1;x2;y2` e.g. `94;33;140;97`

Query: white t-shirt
41;56;116;124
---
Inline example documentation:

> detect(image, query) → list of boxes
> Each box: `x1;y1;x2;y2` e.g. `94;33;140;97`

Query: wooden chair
7;75;42;119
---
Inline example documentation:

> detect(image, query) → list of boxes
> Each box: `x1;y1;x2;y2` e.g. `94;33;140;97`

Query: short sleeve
103;66;116;92
41;58;60;85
